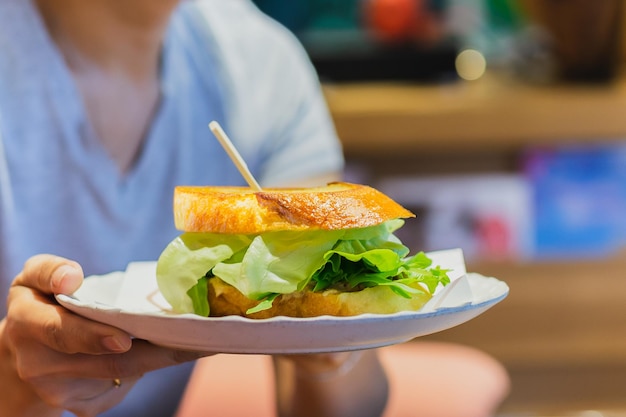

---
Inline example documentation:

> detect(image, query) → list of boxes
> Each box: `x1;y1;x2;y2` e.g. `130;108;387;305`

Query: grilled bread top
173;182;415;234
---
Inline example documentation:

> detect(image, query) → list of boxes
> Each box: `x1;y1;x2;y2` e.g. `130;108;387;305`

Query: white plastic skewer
209;121;263;192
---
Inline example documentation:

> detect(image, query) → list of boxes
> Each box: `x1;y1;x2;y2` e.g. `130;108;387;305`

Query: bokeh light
455;49;487;81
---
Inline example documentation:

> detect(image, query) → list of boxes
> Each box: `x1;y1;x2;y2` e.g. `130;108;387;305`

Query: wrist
284;351;364;381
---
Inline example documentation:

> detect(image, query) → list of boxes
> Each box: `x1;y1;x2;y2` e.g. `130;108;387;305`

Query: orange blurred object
363;0;423;43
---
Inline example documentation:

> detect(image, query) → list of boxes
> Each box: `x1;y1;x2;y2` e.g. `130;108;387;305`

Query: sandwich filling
156;219;450;316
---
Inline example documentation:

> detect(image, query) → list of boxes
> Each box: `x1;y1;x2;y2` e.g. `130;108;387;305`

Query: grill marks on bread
174;182;415;234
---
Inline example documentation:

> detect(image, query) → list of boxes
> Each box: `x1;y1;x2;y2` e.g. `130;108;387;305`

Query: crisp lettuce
213;229;343;299
156;232;251;313
156;220;450;316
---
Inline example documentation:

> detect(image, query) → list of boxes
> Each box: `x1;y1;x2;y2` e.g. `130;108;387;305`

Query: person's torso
0;1;253;415
0;0;343;414
0;0;257;296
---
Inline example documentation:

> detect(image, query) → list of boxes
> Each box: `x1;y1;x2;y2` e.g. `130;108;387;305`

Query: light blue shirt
0;0;344;415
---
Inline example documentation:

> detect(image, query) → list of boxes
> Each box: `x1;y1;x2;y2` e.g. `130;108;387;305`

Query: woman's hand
1;254;204;417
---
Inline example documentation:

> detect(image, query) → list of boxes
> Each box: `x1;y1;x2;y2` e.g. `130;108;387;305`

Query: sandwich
155;182;450;319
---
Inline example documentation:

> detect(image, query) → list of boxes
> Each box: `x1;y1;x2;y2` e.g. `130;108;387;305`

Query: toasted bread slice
174;182;415;234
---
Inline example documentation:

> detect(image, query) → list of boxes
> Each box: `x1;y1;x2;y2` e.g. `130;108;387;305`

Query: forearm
273;349;389;417
0;320;63;417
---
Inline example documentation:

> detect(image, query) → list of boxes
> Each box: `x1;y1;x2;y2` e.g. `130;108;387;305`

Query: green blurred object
484;0;526;31
307;0;361;30
251;0;311;31
252;0;361;31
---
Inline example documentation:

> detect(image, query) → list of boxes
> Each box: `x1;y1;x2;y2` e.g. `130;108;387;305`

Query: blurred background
254;0;626;415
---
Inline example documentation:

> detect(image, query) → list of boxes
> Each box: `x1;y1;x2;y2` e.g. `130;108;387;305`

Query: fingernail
102;335;132;352
53;265;79;292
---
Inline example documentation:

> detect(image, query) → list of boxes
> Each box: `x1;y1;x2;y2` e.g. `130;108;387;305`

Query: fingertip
102;335;133;353
53;264;84;294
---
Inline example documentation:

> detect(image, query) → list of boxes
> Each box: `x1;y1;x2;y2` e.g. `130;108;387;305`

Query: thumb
14;254;84;295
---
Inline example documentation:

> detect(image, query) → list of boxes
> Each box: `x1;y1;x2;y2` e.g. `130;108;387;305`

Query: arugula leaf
400;252;451;293
186;276;210;317
246;293;280;315
311;249;449;299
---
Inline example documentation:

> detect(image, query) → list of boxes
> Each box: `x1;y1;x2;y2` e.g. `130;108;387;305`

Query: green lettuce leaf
156;232;251;313
212;229;343;299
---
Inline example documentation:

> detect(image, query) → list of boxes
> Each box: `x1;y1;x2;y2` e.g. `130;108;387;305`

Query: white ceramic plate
56;250;508;354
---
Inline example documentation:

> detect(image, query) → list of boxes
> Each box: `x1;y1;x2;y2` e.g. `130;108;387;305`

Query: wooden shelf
324;73;626;156
418;254;626;411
